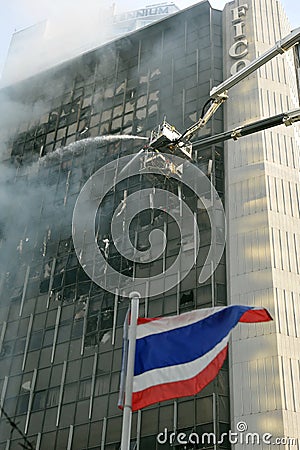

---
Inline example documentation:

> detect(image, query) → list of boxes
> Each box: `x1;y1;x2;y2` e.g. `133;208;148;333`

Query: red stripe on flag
137;317;160;325
239;308;273;323
131;346;228;411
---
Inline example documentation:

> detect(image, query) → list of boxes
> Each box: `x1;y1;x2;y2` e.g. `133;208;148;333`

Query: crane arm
148;28;300;159
181;27;300;142
192;108;300;150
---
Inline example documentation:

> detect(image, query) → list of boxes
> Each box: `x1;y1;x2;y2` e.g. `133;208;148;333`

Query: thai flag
128;305;272;411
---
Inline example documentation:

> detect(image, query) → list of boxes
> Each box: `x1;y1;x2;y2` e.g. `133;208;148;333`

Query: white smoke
0;0;214;86
0;0;200;144
1;0;190;86
1;0;117;86
0;0;297;87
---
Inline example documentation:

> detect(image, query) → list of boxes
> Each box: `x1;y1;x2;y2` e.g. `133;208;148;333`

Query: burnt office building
0;2;226;449
1;0;300;449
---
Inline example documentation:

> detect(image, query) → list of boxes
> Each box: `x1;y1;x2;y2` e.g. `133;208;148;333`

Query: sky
0;0;299;81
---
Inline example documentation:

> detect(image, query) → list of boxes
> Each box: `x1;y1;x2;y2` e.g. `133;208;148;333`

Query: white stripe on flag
136;306;224;339
133;335;229;392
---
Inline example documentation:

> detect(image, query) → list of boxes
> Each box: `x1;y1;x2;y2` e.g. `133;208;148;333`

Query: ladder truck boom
148;27;300;158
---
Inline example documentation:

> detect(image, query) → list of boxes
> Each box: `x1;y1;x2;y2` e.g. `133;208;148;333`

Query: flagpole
120;291;140;450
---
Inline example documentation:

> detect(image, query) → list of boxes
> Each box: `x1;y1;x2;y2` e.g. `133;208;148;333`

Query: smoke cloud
1;1;116;86
0;0;200;87
0;0;189;149
0;0;203;257
2;0;221;86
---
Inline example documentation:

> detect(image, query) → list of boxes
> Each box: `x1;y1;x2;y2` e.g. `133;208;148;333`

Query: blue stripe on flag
134;305;251;376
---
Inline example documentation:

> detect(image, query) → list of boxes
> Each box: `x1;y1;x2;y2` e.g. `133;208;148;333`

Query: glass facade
0;2;228;449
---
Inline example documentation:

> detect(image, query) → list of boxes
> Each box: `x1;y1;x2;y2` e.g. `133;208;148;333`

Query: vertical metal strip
112;289;119;346
56;361;67;427
173;399;178;434
35;433;41;450
24;368;37;434
178;185;182;217
196;48;199;84
149;192;154;225
213;392;217;450
120;293;139;450
161;30;164;62
0;321;7;354
176;269;180;315
136;410;142;450
184;19;188;53
210;153;214;203
89;352;98;420
0;376;8;418
209;7;215;90
79;231;87;268
133;232;138;280
0;273;5;297
114;51;119;87
163;222;167;273
138;40;142;73
67;425;74;450
145;280;149;317
121;78;128;126
51;306;62;363
81;297;90;356
19;266;30;316
22;314;34;371
100;417;107;450
182;88;186;127
46;258;56;309
64;170;71;206
194;212;198;264
171;57;174;91
211;149;215;308
42;232;47;258
211;261;215;307
5;440;9;450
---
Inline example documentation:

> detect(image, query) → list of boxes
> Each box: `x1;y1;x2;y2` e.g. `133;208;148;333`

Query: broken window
32;390;47;411
17;392;30;414
180;290;194;307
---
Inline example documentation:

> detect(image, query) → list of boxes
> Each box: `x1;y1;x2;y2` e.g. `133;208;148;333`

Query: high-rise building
0;0;299;449
223;0;300;445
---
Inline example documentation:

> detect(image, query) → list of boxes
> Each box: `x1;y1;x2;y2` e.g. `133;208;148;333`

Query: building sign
114;3;178;24
229;4;250;75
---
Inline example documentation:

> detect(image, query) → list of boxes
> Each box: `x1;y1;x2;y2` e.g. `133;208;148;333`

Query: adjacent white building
224;0;300;446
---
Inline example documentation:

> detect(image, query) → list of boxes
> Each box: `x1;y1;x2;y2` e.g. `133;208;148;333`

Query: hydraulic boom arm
192;108;300;149
180;26;300;142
